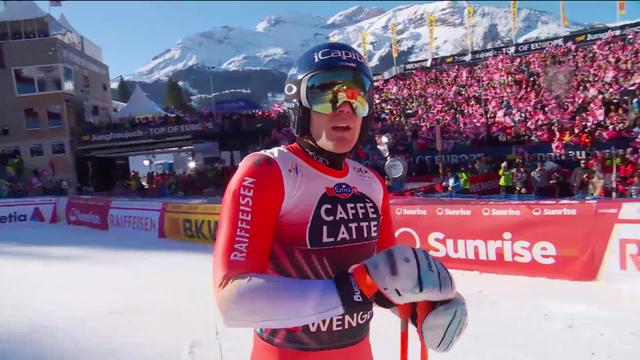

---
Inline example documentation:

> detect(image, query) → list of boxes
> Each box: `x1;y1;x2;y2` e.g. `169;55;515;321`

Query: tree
117;76;131;103
164;77;191;112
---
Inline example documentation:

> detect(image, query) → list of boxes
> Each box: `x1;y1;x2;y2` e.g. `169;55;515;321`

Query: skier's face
309;101;362;154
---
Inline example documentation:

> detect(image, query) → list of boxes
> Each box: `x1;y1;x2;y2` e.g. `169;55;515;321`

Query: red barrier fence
390;198;640;281
65;196;111;231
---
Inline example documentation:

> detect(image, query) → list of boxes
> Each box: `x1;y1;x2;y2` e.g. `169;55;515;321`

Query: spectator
28;169;44;196
512;165;529;194
570;159;593;197
589;162;605;197
628;172;640;198
498;161;513;194
530;162;549;196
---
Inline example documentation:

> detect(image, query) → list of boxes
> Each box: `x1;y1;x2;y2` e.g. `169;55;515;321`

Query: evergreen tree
116;76;132;103
164;78;191;112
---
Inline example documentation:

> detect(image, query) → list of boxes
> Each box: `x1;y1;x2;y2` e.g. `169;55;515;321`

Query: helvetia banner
0;197;58;227
389;198;640;280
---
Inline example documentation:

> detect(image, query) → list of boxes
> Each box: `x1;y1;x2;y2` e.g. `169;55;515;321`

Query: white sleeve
216;273;345;328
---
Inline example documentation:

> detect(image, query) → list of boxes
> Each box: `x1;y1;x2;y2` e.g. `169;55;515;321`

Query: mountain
120;1;586;105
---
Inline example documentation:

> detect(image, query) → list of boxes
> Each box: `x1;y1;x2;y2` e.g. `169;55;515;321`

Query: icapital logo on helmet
314;49;367;65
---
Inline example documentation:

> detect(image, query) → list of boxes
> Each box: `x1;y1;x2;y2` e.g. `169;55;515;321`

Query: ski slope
0;224;638;360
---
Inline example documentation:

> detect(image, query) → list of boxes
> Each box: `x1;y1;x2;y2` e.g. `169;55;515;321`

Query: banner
0;198;58;227
511;0;518;43
560;0;569;27
390;199;617;280
466;5;474;50
78;121;218;145
361;32;368;61
618;1;626;16
390;22;398;59
468;173;500;195
596;201;640;281
401;19;640;71
427;15;436;54
66;196;111;231
108;200;162;239
360;139;634;171
161;203;221;242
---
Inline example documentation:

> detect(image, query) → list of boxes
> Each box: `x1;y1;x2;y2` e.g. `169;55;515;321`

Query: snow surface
1;224;638;360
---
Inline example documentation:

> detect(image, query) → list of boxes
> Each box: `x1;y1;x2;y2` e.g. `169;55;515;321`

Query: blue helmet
284;42;375;148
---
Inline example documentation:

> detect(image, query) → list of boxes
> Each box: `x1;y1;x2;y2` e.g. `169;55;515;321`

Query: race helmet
284;42;375;149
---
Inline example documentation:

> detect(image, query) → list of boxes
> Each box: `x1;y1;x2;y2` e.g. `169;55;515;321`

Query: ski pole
398;304;411;360
420;302;434;360
400;314;409;360
399;301;434;360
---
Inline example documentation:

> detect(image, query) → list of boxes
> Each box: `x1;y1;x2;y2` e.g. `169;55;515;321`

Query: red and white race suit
213;142;396;359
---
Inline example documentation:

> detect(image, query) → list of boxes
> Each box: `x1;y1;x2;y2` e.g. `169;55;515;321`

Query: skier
213;42;468;359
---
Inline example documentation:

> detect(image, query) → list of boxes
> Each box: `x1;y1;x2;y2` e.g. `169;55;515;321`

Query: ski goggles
301;70;372;117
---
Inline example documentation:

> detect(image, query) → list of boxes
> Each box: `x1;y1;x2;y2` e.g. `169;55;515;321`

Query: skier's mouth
331;124;352;132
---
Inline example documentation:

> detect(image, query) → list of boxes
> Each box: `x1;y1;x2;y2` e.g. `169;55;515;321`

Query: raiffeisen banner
108;200;163;239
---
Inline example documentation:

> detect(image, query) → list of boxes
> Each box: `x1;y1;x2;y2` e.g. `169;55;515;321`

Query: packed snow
1;224;638;360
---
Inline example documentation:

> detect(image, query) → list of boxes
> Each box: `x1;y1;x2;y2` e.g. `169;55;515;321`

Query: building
0;1;111;189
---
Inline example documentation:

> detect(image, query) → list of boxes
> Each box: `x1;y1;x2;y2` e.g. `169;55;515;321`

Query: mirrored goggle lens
305;70;371;117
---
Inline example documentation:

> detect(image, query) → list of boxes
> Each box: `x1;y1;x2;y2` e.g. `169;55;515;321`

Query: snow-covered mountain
126;1;584;84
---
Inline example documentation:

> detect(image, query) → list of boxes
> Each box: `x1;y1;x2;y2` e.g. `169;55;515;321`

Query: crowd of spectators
372;32;640;151
0;150;69;198
437;147;640;198
109;160;233;198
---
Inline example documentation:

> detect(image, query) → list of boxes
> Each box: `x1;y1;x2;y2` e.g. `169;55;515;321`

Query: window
9;21;22;40
13;65;73;95
24;108;40;130
4;147;20;157
30;144;43;157
51;142;66;155
36;65;62;92
83;73;90;88
92;105;99;116
23;19;36;39
47;105;63;128
102;83;108;91
36;18;49;38
63;66;74;91
14;68;37;94
0;22;9;41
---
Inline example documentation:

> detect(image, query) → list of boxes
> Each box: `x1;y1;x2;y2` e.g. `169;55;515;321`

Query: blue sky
34;1;640;79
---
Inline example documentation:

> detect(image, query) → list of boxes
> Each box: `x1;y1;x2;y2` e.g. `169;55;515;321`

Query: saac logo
308;183;380;248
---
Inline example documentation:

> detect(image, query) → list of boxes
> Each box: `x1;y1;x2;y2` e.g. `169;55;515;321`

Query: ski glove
398;294;468;353
334;245;456;313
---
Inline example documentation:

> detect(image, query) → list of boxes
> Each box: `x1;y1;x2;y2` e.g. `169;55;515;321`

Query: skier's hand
334;245;456;312
398;293;468;353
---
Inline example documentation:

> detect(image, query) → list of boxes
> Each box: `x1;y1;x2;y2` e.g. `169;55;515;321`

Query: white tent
116;84;166;119
57;13;77;33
